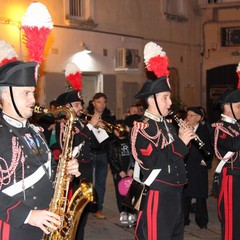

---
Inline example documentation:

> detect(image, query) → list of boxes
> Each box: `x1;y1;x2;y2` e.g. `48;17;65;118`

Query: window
162;0;188;22
69;0;84;20
65;0;93;21
65;0;96;28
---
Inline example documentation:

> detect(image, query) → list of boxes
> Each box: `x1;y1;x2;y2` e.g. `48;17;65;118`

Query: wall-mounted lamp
79;42;91;54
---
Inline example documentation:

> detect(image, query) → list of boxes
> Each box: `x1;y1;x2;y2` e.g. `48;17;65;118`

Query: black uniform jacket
213;118;240;169
55;118;94;184
132;118;189;191
0;114;55;240
183;123;214;198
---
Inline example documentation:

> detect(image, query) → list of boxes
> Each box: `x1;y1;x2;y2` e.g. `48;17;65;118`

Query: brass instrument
34;105;95;240
169;111;211;157
80;111;126;136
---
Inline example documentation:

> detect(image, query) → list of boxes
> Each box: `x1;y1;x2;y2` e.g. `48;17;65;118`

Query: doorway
206;64;238;123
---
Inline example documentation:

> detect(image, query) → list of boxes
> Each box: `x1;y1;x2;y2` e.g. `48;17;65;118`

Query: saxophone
34;105;95;240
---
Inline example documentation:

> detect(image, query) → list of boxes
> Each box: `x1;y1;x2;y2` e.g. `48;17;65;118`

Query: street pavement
85;158;221;240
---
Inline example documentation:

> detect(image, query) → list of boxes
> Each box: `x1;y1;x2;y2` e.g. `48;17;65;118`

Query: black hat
56;90;84;106
135;77;171;99
219;89;240;104
187;107;204;118
123;114;142;128
0;61;38;87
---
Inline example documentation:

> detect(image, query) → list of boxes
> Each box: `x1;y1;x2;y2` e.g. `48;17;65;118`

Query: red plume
237;62;240;89
144;42;169;78
65;63;82;91
0;40;18;66
21;2;53;63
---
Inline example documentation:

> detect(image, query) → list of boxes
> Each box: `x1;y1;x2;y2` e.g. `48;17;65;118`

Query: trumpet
80;111;126;136
169;111;211;157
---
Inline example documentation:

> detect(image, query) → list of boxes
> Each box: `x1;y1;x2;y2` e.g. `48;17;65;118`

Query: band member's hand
68;159;81;177
96;120;106;129
89;113;101;127
127;169;134;177
178;126;195;145
119;171;127;178
27;210;61;234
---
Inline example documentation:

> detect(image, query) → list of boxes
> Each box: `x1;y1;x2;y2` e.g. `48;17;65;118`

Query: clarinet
169;111;211;158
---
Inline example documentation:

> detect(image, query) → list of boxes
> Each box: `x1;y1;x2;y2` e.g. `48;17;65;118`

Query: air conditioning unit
115;48;139;69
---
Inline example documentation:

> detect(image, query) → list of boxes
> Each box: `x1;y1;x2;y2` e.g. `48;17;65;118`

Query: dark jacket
183;123;214;198
0;114;55;240
108;137;134;175
132;118;189;190
87;107;116;153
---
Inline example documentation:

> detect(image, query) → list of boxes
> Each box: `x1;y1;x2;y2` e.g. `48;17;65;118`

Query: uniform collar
221;114;237;125
2;112;27;128
144;110;163;122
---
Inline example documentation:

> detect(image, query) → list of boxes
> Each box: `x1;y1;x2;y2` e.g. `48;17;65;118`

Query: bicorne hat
0;61;38;87
219;62;240;104
56;90;83;106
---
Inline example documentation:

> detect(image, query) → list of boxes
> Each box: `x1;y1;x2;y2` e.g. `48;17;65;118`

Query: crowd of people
1;38;240;240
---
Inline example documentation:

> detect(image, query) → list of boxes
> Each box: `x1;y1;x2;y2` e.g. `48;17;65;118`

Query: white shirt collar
144;110;163;122
2;113;27;128
221;114;237;124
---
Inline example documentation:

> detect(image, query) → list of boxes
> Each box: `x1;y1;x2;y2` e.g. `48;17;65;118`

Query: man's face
71;101;83;117
185;110;201;127
93;97;106;114
129;106;139;115
149;91;172;117
225;102;240;120
3;86;36;120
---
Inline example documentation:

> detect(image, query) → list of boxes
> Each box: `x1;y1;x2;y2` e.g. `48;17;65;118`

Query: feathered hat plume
236;62;240;89
144;42;169;78
21;2;53;63
0;40;18;66
65;62;82;91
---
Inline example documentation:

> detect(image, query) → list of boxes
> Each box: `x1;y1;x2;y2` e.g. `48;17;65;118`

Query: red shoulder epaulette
133;121;148;129
211;122;223;128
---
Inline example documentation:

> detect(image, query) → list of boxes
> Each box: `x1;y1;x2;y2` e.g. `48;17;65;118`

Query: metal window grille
69;0;83;19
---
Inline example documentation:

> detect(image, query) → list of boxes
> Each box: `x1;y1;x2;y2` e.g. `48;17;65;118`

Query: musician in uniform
132;42;195;240
212;87;240;240
54;65;102;239
0;60;80;240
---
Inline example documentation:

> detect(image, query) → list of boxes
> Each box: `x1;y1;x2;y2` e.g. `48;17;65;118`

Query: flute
169;111;211;157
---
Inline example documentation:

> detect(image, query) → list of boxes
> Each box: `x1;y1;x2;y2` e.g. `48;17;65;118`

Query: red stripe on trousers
147;191;154;240
0;221;10;240
226;175;233;240
152;191;159;240
147;190;159;240
135;211;143;240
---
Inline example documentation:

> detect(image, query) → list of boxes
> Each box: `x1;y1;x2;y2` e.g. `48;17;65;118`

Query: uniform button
34;207;38;210
177;181;179;183
33;196;37;200
27;165;30;169
31;185;35;189
177;173;179;176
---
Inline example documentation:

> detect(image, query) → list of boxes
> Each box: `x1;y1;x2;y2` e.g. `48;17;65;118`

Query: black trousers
183;195;208;228
136;187;184;240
